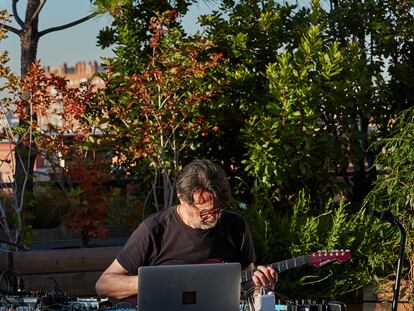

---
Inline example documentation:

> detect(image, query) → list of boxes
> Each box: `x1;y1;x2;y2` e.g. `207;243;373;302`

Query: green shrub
32;183;70;229
364;107;414;300
237;186;398;301
107;187;145;230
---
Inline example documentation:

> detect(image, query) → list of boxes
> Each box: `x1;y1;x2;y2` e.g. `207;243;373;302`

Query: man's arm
95;259;138;299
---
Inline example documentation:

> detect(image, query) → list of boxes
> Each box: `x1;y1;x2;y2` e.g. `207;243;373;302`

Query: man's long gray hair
175;159;231;207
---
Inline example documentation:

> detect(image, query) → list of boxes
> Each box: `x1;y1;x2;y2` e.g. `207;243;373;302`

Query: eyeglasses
192;204;224;221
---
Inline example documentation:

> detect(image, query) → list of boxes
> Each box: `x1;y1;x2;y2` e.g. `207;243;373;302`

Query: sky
0;0;217;74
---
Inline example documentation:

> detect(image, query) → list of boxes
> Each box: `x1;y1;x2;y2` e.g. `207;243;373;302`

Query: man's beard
190;217;219;230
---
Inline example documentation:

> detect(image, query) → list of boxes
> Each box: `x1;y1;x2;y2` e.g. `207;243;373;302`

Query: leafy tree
0;60;110;247
242;25;362;209
92;10;222;211
64;150;113;247
19;62;112;247
0;10;20;247
198;0;413;299
326;0;414;200
199;0;364;207
95;0;199;72
0;1;105;242
198;0;313;186
199;0;413;203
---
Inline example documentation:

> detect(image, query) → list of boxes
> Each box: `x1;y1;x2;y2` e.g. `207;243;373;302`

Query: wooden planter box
0;227;130;297
1;246;121;297
363;284;414;311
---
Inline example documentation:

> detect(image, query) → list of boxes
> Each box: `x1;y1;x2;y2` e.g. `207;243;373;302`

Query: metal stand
392;221;406;311
371;210;406;311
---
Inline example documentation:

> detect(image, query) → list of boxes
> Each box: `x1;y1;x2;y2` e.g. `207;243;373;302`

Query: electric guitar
241;249;352;283
122;250;351;305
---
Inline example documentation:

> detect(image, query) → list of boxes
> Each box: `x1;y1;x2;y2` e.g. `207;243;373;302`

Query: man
95;159;277;300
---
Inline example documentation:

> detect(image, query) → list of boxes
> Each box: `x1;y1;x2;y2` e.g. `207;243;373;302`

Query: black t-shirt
117;206;256;275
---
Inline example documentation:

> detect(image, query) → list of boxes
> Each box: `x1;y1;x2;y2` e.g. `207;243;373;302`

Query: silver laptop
137;262;241;311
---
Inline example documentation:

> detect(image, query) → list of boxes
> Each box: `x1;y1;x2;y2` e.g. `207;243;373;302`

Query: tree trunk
351;115;370;203
14;0;40;243
21;0;40;76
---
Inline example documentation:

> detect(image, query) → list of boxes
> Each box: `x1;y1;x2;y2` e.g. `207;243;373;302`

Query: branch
29;0;47;25
12;0;24;27
1;23;21;35
39;12;98;37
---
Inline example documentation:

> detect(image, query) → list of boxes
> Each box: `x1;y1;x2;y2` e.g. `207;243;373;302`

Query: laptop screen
137;262;241;311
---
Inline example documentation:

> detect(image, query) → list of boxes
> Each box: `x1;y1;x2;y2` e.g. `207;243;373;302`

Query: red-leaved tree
94;10;223;211
1;60;110;247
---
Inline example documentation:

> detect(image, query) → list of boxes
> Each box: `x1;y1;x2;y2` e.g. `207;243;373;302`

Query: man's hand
252;265;278;289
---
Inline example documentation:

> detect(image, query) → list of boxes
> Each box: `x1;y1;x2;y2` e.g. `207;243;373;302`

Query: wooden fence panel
1;246;122;297
12;246;121;274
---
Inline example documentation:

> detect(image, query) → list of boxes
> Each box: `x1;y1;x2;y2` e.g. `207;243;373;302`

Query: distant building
0;141;14;185
44;61;105;88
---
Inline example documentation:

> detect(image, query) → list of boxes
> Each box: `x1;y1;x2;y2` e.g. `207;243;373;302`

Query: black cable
0;290;15;305
241;285;261;311
38;276;70;309
43;304;72;311
39;277;59;293
0;270;14;292
113;301;133;308
273;289;291;303
0;269;24;294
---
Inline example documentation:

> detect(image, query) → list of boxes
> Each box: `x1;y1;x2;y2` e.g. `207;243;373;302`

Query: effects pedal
254;292;276;311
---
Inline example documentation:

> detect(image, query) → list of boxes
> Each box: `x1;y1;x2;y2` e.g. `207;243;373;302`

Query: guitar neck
240;255;308;283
